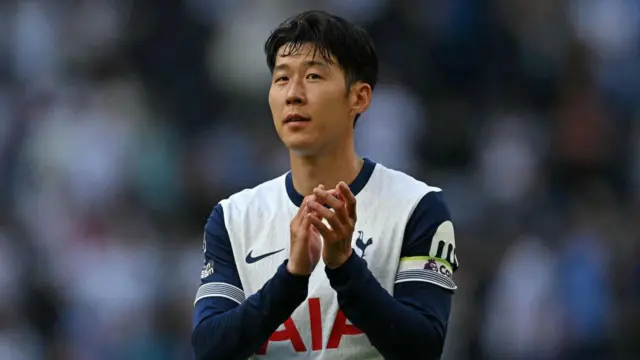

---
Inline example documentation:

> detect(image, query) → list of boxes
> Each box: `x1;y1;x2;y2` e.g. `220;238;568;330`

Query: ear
349;82;372;119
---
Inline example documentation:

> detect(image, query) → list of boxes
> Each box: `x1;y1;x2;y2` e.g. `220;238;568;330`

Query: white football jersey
195;159;458;359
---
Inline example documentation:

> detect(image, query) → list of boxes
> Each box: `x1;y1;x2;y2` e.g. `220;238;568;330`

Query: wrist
286;261;311;276
325;248;353;269
325;251;369;291
276;261;310;305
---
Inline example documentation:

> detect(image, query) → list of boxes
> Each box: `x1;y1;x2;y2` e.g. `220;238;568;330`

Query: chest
228;204;407;359
231;205;406;296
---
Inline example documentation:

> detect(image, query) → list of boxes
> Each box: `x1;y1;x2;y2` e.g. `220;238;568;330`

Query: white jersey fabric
195;158;458;359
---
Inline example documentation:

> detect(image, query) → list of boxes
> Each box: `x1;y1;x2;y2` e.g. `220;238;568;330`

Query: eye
306;73;322;80
274;76;288;83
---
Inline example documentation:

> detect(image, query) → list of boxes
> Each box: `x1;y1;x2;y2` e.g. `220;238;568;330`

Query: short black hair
264;10;378;127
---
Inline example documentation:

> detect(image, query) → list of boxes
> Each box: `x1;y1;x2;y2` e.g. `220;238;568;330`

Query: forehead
274;42;337;68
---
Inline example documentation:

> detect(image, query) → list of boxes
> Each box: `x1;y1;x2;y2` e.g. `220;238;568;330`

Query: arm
324;191;458;360
192;204;310;360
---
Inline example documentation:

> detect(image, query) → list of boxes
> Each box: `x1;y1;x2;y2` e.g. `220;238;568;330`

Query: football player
192;10;459;360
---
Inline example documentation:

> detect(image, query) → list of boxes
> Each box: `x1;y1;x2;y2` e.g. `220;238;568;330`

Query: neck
289;143;363;196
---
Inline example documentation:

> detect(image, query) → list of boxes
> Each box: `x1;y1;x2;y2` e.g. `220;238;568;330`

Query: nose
286;80;305;106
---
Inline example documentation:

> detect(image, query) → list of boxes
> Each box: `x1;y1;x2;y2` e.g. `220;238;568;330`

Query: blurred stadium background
0;0;639;359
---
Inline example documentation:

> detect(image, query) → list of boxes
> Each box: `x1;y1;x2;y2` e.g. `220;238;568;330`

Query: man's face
268;43;358;155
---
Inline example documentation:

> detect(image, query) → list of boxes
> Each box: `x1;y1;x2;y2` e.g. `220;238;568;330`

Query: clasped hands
287;182;356;275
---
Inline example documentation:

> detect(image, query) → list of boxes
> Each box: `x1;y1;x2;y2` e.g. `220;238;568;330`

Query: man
192;10;459;360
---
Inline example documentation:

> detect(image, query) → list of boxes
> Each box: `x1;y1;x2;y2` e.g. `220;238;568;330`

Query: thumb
298;212;311;239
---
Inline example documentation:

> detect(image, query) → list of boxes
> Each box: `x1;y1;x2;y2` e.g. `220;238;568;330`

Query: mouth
284;114;311;124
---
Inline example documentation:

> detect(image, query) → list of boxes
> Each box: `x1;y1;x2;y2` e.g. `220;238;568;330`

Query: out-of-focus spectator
481;236;562;359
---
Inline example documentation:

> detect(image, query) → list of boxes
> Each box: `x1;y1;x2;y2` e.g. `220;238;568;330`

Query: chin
284;137;322;156
287;144;319;156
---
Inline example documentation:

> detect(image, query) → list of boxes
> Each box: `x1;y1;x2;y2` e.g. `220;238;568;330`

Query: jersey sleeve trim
194;282;246;305
396;191;458;291
401;255;454;270
195;204;245;306
395;257;457;290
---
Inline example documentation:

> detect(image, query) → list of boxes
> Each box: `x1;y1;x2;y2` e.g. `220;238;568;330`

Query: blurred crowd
0;0;639;359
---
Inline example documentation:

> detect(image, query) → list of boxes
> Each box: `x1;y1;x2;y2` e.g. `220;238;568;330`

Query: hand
307;182;357;269
287;195;322;276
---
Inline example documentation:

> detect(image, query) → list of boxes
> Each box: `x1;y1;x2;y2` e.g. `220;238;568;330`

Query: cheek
322;94;351;125
268;91;276;111
268;93;279;118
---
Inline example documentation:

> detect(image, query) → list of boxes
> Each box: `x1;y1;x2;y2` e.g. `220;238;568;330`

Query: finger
310;222;320;235
308;201;348;238
308;213;333;239
306;194;323;219
297;195;316;216
314;187;350;225
307;200;345;232
299;197;308;211
293;197;314;229
293;201;307;225
338;182;357;220
299;207;311;233
313;187;342;209
327;188;349;219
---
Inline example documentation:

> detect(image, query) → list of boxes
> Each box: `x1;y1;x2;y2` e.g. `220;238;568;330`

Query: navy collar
285;158;377;207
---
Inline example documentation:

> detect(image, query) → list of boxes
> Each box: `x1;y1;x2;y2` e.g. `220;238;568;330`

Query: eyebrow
274;60;329;72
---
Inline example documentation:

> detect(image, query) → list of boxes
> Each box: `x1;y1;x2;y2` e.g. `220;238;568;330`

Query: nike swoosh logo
245;248;285;264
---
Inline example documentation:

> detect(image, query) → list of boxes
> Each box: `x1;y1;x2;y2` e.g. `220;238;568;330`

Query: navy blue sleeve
325;191;458;360
191;204;310;360
192;205;244;329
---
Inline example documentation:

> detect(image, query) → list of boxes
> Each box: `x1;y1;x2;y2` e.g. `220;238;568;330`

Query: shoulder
369;163;443;206
218;174;287;213
203;174;287;258
371;163;458;269
372;164;451;236
213;174;288;231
